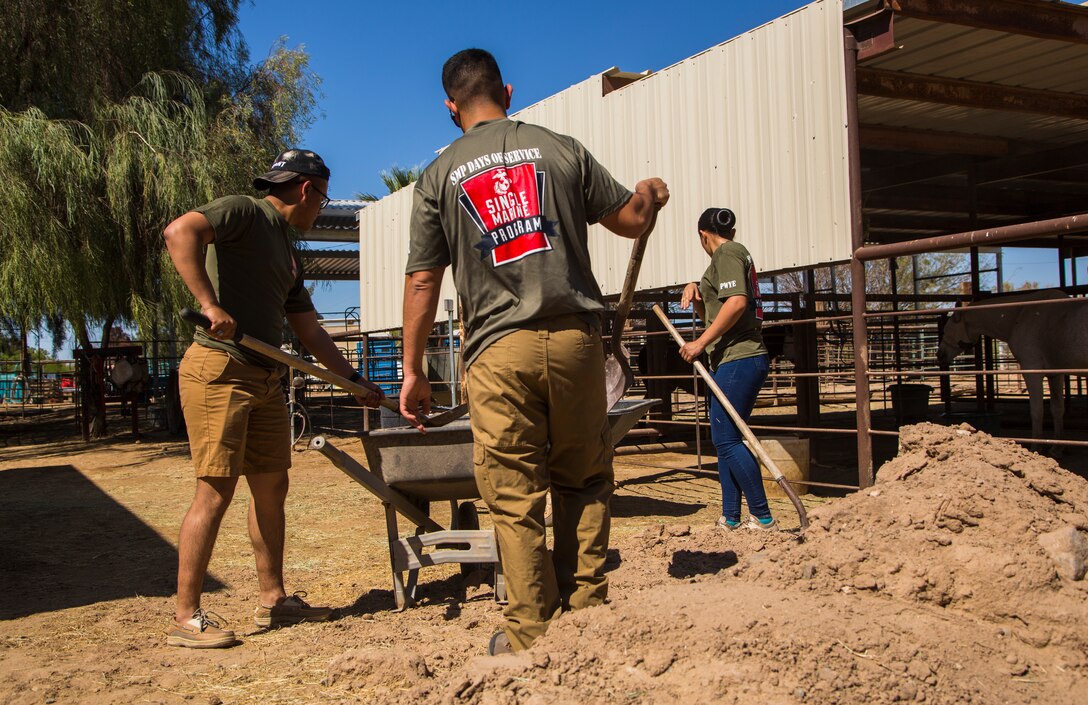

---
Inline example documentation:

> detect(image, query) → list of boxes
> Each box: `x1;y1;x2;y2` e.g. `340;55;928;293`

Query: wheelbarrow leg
385;502;411;611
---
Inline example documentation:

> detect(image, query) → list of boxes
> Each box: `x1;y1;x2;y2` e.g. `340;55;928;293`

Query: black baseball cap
253;149;331;190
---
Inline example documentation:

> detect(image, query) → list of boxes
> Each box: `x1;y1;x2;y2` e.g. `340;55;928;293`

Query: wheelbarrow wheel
455;501;479;576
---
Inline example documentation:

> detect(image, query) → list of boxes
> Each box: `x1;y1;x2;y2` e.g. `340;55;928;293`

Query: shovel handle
179;307;398;413
611;209;658;361
651;305;809;530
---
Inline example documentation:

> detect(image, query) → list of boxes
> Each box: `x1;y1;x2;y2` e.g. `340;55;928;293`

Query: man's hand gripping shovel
180;309;468;428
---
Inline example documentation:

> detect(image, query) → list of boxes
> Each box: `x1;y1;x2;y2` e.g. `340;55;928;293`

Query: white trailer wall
359;0;850;331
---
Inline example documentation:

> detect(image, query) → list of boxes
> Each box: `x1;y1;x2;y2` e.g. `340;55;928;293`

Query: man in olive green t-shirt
401;49;669;654
162;150;385;648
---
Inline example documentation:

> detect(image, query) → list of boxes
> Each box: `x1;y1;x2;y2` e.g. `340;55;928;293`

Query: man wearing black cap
163;149;384;648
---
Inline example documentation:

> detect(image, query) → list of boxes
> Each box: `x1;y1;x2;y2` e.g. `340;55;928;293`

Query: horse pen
4;1;1088;703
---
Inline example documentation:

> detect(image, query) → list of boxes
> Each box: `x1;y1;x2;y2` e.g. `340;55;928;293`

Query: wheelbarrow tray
312;398;658;611
361;398;659;502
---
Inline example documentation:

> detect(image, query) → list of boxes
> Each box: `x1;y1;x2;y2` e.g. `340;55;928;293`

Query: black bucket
888;383;933;425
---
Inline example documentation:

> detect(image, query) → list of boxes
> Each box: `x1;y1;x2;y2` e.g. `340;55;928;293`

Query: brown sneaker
167;609;237;649
254;591;332;628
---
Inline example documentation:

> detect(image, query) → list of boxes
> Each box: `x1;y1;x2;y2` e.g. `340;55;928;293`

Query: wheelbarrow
308;398;659;610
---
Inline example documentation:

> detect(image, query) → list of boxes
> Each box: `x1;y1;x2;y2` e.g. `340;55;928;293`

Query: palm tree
356;163;425;201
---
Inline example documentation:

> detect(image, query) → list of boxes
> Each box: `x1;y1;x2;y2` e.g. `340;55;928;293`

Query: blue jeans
709;354;771;522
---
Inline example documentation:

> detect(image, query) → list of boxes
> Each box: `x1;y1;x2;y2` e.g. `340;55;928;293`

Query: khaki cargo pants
467;314;614;651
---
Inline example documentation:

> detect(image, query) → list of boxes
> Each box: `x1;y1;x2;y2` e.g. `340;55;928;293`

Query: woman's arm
679;295;747;363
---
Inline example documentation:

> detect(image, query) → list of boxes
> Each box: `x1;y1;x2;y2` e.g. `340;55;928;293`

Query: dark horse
637;326;792;419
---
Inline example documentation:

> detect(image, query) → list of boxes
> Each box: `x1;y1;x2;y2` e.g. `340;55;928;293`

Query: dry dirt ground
2;420;1086;704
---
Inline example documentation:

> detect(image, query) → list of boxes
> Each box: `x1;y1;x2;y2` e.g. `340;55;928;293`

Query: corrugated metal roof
305;200;367;242
358;0;851;332
358;185;462;317
858;95;1088;144
858;16;1088;143
854;6;1088;253
300;249;360;281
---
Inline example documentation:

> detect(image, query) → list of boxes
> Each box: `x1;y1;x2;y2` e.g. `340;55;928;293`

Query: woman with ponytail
678;208;775;530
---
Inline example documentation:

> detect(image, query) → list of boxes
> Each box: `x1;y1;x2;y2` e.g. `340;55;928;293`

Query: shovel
604;209;658;410
180;309;468;428
651;305;809;530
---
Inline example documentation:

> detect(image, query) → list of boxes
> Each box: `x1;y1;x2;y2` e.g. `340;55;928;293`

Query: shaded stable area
843;0;1088;484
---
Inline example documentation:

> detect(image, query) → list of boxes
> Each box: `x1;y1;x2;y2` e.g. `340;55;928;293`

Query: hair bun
714;208;736;232
697;207;737;236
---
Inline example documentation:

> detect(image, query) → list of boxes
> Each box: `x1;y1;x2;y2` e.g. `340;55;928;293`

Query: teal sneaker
716;516;742;531
747;515;777;531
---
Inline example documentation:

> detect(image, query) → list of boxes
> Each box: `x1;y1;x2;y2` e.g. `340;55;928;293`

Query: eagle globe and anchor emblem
492;168;512;195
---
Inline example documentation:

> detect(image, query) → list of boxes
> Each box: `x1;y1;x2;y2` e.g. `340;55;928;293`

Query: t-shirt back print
457;159;550;267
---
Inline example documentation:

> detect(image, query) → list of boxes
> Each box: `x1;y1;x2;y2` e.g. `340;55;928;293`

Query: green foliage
0;109;103;328
0;52;321;344
0;2;323;361
356;163;425;201
0;0;247;119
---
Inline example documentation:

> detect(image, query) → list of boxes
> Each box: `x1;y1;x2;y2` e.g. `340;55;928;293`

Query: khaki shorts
178;343;290;478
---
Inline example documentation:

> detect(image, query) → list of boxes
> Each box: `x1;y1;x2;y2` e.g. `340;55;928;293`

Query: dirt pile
375;424;1088;704
753;423;1088;622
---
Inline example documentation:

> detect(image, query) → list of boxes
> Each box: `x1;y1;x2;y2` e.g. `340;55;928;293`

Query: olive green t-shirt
699;239;766;368
407;118;632;365
191;195;314;367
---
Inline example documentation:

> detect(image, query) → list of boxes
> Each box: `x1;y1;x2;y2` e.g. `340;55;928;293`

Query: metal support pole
854;213;1088;261
797;270;820;426
1059;235;1067;289
890;257;903;386
361;333;371;433
692;304;702;469
444;299;457;406
845;28;874;488
969;247;986;412
996;249;1004;293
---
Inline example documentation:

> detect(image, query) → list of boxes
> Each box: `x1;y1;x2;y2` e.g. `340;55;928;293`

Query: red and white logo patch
748;262;764;321
460;162;549;267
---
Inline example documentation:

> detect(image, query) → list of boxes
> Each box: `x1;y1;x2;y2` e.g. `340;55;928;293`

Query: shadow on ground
667;549;738;578
611;492;704;518
0;464;222;620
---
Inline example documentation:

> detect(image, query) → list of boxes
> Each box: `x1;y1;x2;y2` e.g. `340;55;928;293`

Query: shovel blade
604;348;633;410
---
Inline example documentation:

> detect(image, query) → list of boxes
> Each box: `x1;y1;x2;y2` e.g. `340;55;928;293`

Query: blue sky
238;1;815;204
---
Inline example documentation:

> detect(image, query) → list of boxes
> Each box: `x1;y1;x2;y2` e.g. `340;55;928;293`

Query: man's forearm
402;269;443;375
598;177;668;239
